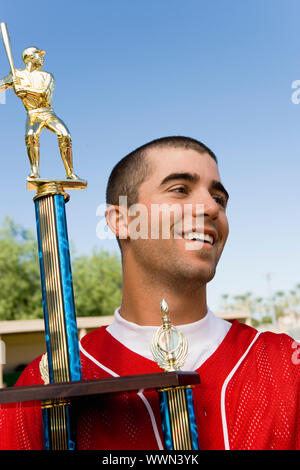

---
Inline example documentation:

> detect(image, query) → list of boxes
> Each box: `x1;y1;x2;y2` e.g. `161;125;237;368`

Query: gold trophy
0;22;86;449
151;299;199;450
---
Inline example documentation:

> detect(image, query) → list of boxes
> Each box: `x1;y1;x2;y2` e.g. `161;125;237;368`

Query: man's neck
119;260;208;326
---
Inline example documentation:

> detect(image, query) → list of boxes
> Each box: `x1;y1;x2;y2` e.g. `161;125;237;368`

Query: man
0;136;299;450
0;46;78;179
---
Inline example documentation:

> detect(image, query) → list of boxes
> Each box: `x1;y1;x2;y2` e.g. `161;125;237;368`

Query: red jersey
0;320;299;450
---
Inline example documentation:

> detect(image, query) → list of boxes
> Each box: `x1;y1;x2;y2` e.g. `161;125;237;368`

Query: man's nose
192;190;219;220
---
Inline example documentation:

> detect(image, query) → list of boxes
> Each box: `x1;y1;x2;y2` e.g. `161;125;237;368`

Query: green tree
0;217;42;320
72;249;122;317
0;217;123;320
220;283;300;327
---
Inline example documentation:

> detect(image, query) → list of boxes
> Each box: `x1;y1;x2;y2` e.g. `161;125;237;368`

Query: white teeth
184;232;214;244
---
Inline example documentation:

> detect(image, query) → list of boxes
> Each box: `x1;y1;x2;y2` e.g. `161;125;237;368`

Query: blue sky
0;0;300;311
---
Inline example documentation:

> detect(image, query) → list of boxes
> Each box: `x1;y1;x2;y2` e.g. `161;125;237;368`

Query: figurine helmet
22;47;45;63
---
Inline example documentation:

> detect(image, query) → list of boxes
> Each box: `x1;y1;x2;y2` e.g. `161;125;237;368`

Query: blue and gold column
158;386;199;450
29;179;87;450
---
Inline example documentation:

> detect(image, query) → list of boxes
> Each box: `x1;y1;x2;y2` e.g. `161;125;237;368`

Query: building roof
0;316;113;335
0;311;249;335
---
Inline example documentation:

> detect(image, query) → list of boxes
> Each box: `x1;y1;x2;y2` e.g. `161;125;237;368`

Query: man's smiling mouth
184;232;214;245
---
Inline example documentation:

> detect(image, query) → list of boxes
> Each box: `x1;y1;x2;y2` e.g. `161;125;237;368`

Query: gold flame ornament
151;299;188;371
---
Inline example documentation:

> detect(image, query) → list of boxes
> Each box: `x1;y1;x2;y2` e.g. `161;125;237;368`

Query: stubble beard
131;238;218;293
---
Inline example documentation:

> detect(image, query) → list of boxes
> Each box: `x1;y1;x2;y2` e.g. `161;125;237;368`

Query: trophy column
158;385;199;450
29;179;87;450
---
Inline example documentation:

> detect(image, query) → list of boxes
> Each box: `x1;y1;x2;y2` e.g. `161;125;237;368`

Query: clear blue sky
0;0;300;311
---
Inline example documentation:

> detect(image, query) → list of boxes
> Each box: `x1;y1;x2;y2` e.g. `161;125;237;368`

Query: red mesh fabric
225;332;299;450
76;390;161;450
77;330;164;450
0;355;44;450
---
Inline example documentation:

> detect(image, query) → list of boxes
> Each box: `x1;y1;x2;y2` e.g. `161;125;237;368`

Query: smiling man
0;136;299;450
105;137;229;326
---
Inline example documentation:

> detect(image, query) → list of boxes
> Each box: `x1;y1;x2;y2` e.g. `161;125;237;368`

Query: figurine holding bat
0;22;79;180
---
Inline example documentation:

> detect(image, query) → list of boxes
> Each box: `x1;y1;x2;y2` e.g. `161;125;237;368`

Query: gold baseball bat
0;22;16;81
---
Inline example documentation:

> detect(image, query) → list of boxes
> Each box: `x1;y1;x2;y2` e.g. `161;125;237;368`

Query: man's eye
213;195;227;207
170;186;188;194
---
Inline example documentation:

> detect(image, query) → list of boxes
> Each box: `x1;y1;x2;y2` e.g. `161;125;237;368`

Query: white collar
106;307;232;371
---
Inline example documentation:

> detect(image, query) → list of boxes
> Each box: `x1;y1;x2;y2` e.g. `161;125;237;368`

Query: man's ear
105;205;129;240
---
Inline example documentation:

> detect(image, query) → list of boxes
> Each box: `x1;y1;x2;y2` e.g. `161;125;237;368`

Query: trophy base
0;371;200;404
27;177;88;191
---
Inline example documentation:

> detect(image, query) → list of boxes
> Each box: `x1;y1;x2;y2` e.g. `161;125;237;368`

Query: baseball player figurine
0;24;80;180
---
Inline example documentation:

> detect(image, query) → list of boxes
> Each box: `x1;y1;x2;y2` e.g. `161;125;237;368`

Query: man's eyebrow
159;173;229;201
210;180;229;201
159;172;200;187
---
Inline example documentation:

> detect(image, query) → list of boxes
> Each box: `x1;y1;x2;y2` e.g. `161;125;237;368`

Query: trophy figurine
0;23;79;181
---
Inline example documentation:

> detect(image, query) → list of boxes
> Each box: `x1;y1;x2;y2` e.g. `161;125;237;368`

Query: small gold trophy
151;299;188;371
151;299;199;450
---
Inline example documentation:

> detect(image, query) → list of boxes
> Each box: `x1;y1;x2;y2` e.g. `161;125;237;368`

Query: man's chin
194;266;216;284
170;262;217;286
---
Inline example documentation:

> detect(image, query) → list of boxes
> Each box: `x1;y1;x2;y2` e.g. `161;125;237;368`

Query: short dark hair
106;136;217;207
